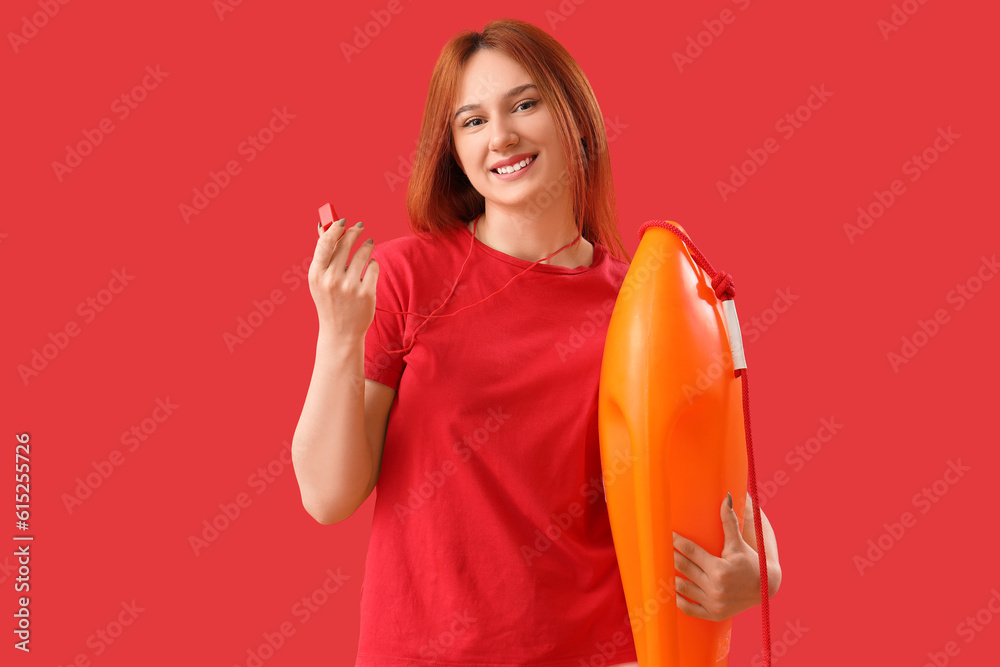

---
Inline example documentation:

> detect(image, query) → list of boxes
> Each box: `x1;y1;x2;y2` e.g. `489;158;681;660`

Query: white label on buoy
318;203;334;226
722;300;747;370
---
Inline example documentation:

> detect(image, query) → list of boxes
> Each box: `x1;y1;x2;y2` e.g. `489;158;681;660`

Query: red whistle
318;202;340;232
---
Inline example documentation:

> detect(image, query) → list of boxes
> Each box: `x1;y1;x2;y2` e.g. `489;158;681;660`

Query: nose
489;118;518;152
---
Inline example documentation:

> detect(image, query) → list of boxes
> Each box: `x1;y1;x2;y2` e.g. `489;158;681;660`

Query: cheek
453;141;475;174
530;114;559;139
459;153;486;179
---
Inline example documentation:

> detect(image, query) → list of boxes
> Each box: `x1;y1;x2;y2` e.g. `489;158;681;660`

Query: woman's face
451;49;568;214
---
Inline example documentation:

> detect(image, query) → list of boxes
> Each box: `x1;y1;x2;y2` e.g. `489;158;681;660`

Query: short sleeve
363;242;407;390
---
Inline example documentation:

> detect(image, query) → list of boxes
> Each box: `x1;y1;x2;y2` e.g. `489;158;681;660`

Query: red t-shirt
357;222;638;666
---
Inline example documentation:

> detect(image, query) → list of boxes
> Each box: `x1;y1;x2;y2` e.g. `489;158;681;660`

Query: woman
294;18;780;667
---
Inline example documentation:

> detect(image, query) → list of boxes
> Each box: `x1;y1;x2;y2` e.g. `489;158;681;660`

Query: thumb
720;491;742;554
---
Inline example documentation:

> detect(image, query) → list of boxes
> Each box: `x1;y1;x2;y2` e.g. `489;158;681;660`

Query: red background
3;0;998;665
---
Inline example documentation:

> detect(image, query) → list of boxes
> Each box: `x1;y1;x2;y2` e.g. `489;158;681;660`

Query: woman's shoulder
596;243;630;289
369;224;464;288
373;223;462;259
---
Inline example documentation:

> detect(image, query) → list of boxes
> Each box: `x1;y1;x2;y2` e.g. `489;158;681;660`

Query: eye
460;100;539;128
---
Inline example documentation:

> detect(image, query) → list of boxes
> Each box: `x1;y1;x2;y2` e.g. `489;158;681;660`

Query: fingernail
727;491;733;509
354;221;364;229
338;218;347;227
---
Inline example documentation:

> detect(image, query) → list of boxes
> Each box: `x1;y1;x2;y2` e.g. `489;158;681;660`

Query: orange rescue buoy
599;221;769;666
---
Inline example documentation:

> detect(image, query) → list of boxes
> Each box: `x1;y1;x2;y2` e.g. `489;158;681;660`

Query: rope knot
712;271;736;300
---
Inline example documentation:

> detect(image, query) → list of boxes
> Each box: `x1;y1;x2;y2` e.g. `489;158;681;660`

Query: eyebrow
453;83;538;121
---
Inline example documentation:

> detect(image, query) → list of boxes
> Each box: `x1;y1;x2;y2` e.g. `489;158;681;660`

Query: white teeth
494;155;534;174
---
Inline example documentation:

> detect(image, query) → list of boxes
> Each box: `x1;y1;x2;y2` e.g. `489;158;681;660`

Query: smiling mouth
491;154;537;175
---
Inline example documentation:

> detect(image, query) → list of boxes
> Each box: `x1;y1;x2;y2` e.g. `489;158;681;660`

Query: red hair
405;18;632;264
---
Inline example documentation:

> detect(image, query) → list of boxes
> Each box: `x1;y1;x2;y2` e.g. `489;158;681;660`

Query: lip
489;153;537;171
490;154;538;180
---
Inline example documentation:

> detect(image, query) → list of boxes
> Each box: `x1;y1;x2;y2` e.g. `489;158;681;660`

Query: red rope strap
637;220;772;667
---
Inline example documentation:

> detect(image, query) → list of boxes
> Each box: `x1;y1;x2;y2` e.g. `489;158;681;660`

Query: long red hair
405;18;631;264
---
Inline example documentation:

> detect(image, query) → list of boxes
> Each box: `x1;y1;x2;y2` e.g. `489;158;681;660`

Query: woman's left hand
671;494;764;622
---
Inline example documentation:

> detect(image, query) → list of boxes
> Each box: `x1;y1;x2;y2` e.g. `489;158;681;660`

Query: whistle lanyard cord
637;220;772;667
370;213;584;357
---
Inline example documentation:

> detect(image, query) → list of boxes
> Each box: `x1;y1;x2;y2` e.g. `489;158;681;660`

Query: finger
720;492;744;556
346;237;376;283
674;574;705;607
674;542;709;590
741;491;759;549
675;592;708;620
672;530;711;572
329;221;366;272
360;257;379;293
313;217;347;270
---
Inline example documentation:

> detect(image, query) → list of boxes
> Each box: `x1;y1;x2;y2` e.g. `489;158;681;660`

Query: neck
470;201;592;269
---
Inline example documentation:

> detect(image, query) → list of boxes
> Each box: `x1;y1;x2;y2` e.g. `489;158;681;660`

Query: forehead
454;49;532;105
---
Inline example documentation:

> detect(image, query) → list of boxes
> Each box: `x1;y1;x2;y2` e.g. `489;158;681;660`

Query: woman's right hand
308;217;379;342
